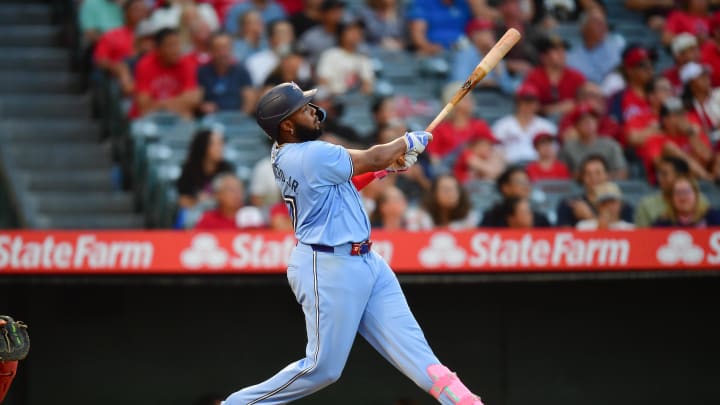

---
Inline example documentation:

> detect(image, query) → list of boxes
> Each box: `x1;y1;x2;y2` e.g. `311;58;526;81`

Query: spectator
316;20;375;95
413;174;478;229
312;88;364;145
290;0;323;38
232;10;269;60
407;0;472;55
556;154;634;226
499;196;535;228
558;81;621;143
451;18;520;95
269;200;294;230
195;173;267;230
453;133;506;183
184;15;213;67
262;52;313;90
296;0;345;64
576;182;636;230
224;0;287;35
79;0;124;44
370;186;412;229
133;28;201;119
680;62;720;138
480;166;552;227
652;175;720;226
495;0;539;76
493;84;557;164
202;1;243;23
198;32;256;115
559;103;628;179
94;0;149;77
376;123;432;201
246;20;295;86
635;155;710;226
115;18;158;96
609;45;654;123
624;0;675;32
177;129;235;208
567;8;625;85
427;82;496;163
700;12;720;87
663;33;701;94
249;155;281;208
532;0;604;25
149;0;220;32
358;0;406;49
523;34;586;116
370;96;403;143
526;132;571;181
662;0;712;45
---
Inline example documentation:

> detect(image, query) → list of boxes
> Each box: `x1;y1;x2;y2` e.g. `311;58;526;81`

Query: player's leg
223;246;374;405
358;252;483;405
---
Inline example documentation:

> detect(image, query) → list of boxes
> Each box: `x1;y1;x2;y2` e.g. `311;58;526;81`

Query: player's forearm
349;138;406;175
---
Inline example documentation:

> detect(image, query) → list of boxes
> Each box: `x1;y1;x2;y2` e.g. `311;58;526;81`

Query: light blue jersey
271;141;370;246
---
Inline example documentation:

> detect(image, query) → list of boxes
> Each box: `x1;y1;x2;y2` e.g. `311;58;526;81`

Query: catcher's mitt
0;316;30;361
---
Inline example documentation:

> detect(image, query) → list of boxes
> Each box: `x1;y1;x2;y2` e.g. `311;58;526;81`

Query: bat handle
425;103;454;133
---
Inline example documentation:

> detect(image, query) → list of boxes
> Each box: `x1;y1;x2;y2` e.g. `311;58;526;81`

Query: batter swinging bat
425;28;522;132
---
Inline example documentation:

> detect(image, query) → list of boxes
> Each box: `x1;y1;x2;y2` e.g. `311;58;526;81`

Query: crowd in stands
80;0;720;231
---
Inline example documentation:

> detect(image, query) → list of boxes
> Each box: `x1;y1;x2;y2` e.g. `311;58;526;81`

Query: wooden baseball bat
425;28;522;133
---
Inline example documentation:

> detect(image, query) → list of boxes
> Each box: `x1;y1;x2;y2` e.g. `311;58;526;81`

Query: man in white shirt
316;19;375;95
245;20;295;86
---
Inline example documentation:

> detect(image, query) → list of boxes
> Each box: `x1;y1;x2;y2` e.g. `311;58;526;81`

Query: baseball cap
569;103;599;124
535;35;570;54
475;132;500;144
532;132;555;147
516;83;540;100
595;182;622;203
135;18;157;37
466;18;494;36
671;33;698;57
679;62;709;84
660;96;685;116
623;46;651;68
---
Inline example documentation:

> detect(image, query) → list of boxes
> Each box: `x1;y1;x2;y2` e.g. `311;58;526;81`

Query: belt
308;240;373;256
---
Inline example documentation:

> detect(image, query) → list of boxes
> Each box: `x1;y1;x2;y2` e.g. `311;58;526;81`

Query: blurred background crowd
5;0;720;231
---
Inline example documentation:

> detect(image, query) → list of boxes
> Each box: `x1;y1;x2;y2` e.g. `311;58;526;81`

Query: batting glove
403;131;432;155
387;151;418;172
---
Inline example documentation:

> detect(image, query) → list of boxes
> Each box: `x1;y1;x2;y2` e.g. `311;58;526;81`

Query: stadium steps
0;1;143;229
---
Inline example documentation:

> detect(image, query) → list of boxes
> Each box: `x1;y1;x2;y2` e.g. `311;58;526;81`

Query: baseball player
222;82;483;405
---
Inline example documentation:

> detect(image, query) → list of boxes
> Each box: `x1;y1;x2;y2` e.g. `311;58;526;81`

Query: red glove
0;361;18;403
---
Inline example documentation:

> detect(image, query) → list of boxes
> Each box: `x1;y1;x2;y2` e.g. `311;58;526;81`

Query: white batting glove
403;131;432;155
387;151;418;172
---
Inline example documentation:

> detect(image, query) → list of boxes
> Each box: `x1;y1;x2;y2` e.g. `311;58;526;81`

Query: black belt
309;240;373;256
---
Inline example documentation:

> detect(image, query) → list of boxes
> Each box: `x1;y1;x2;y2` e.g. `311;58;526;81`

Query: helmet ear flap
309;103;326;123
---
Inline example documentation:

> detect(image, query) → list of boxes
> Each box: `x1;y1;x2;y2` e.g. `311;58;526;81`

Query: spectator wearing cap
526;132;571;181
290;0;323;38
79;0;124;45
559;81;622;143
662;0;712;45
495;0;540;76
316;20;374;95
132;28;202;119
232;10;269;61
701;12;720;87
177;129;235;210
492;84;557;164
195;173;267;230
567;8;625;85
640;97;713;180
358;0;406;49
576;182;635;230
498;196;535;229
245;20;295;86
407;0;472;55
94;0;148;77
608;45;654;123
523;35;586;116
480;166;551;227
296;0;345;64
224;0;287;35
198;32;256;115
663;33;701;94
451;18;520;95
556;154;634;227
559;103;628;179
453;131;505;183
635;156;710;226
427;82;496;163
652;175;720;227
680;61;720;138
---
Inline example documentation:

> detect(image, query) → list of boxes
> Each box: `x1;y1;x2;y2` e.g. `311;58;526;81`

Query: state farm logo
419;233;467;267
180;234;229;269
656;231;704;265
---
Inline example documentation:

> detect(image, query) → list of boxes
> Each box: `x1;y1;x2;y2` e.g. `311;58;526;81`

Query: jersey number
283;195;298;231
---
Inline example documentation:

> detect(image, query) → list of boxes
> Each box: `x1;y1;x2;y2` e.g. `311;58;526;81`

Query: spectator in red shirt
269;200;293;230
195;173;267;230
453;132;506;183
426;82;495;163
133;28;201;119
559;81;621;143
94;0;148;77
609;45;654;124
523;34;586;117
663;33;701;94
526;132;571;181
662;0;712;45
680;61;720;137
700;12;720;86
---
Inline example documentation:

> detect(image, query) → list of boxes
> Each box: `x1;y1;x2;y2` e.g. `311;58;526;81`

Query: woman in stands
652;175;720;227
177;128;234;209
411;174;478;230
